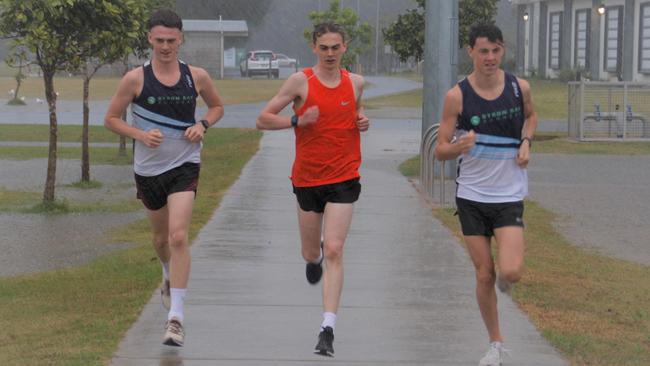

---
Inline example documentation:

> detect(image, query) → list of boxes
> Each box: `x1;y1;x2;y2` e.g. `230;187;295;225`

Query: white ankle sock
168;288;186;322
320;312;337;331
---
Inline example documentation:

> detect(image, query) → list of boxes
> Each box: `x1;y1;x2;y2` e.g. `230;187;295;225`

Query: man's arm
351;73;369;132
435;86;474;161
185;66;225;142
257;72;318;130
104;69;163;148
516;78;537;167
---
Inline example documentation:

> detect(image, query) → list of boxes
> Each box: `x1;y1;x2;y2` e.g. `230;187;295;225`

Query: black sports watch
199;119;209;132
290;114;299;128
520;136;532;147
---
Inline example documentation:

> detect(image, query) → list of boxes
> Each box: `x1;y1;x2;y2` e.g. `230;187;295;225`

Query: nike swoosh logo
341;101;350;106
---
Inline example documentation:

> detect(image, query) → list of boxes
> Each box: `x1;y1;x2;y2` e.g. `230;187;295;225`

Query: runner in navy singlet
104;9;224;347
435;24;538;366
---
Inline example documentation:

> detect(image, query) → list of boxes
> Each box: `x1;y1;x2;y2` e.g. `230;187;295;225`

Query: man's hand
184;123;205;143
516;140;531;168
142;128;163;148
456;130;476;154
298;106;319;127
356;113;369;131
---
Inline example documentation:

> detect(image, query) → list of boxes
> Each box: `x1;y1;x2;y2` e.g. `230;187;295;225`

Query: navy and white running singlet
132;60;199;176
455;72;527;203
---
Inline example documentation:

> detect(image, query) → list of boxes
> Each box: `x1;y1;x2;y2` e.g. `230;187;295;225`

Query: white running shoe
163;317;185;347
478;342;509;366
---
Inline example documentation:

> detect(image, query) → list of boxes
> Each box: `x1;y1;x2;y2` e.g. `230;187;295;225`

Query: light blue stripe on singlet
132;104;194;128
476;133;520;145
469;133;520;160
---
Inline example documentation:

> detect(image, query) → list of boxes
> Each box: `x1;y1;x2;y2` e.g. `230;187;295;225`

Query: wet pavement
528;154;650;265
110;124;566;364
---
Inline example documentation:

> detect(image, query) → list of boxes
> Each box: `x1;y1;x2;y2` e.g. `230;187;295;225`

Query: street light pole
375;0;379;74
219;14;224;80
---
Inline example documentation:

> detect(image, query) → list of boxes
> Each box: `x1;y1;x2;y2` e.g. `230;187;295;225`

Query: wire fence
568;81;650;141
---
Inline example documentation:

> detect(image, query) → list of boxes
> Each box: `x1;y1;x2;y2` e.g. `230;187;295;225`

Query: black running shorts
135;162;200;211
455;197;524;237
293;178;361;213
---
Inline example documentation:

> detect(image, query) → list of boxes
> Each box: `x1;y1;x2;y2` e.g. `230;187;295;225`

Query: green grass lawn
0;76;284;105
363;78;569;121
0;124;129;142
0;128;262;365
533;133;650;155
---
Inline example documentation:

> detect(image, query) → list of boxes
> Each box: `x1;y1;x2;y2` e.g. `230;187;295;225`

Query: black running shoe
314;326;334;357
305;242;324;285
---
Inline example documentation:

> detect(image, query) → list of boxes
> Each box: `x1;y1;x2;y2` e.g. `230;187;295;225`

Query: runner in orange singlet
256;22;369;357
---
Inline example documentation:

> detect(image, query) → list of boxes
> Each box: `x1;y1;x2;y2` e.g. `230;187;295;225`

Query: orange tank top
291;68;361;187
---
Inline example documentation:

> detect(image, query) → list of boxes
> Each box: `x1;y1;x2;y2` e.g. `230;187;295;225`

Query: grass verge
0;76;283;104
364;89;422;109
0;124;133;142
0;128;262;365
532;133;650;155
399;157;650;365
0;145;133;164
362;78;569;121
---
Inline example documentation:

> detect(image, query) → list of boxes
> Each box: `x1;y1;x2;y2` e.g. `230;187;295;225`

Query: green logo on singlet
470;115;481;126
147;96;156;105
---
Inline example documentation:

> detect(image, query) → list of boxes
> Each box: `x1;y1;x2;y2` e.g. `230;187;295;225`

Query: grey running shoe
478;342;509;366
160;279;171;310
305;242;324;285
163;318;185;347
496;275;513;293
314;326;334;357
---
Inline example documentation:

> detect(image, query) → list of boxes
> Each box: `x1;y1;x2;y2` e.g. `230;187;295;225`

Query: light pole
219;14;224;80
356;0;361;73
375;0;379;74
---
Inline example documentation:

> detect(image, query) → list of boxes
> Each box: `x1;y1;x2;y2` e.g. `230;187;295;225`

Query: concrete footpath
110;121;566;365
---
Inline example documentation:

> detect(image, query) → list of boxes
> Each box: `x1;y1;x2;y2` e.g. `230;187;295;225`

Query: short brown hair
312;22;346;43
148;9;183;31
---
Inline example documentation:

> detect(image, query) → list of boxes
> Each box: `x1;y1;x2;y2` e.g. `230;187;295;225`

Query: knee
323;241;343;263
152;234;168;250
168;229;188;249
475;268;496;286
499;267;523;284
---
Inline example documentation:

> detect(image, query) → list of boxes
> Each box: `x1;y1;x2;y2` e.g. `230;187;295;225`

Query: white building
511;0;650;81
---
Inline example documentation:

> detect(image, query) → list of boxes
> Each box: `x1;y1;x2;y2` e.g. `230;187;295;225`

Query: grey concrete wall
180;32;222;77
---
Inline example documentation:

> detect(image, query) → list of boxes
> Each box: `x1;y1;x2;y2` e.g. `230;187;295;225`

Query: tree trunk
14;65;22;100
43;71;58;203
82;65;90;182
118;57;129;157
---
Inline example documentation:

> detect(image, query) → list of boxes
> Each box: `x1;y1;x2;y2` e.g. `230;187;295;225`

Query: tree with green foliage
0;0;151;203
77;0;148;183
382;6;425;62
383;0;498;62
303;0;372;69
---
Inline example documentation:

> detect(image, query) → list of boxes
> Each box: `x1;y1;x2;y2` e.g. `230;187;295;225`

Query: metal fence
568;81;650;141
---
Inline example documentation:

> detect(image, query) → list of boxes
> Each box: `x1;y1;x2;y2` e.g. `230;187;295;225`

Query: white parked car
275;53;297;68
240;50;279;78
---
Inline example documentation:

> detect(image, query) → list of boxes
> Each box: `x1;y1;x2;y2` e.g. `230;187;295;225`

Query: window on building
574;9;590;69
640;3;650;73
604;6;623;73
549;12;562;70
